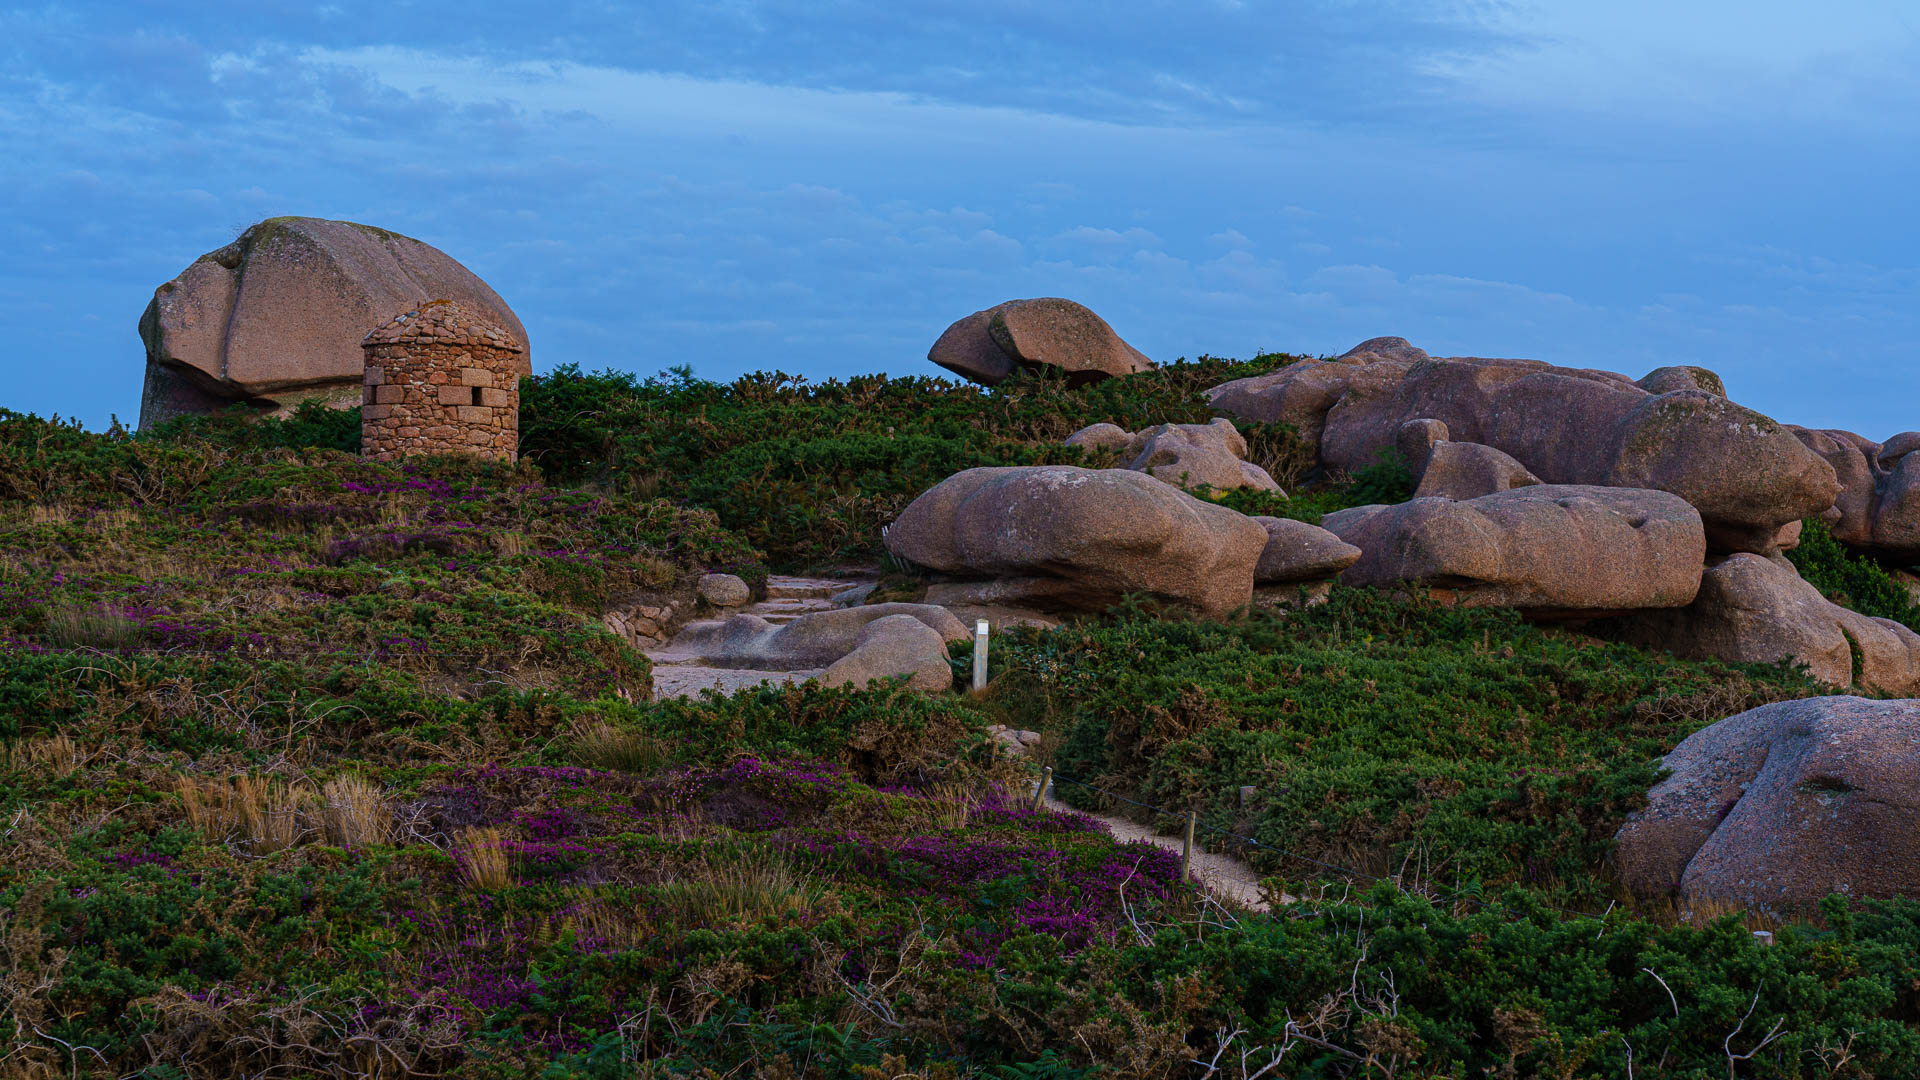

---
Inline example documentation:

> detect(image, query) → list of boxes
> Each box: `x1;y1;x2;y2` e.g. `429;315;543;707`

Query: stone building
360;299;523;462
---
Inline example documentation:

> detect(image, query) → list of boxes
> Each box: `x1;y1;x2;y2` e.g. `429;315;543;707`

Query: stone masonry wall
360;300;522;462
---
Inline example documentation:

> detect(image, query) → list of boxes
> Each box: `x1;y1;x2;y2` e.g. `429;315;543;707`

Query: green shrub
1788;517;1920;630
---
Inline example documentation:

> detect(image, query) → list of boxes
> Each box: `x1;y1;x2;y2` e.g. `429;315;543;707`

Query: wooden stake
1182;810;1197;882
1031;766;1051;812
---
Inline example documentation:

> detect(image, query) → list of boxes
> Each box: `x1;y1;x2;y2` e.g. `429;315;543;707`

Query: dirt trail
1043;793;1281;911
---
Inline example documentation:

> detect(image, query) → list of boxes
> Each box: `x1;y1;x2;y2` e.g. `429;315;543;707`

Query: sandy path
1044;794;1280;911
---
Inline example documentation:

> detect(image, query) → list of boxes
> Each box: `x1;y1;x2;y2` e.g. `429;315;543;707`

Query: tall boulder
884;466;1268;617
1607;554;1920;694
928;299;1152;387
1614;697;1920;913
1321;485;1705;616
138;217;528;428
1789;426;1920;559
1205;342;1838;554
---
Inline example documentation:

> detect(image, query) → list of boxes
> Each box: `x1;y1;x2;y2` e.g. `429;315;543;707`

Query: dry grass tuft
179;775;318;855
454;827;512;891
923;782;973;831
568;717;665;773
320;774;391;849
654;850;826;928
42;600;142;651
3;733;88;778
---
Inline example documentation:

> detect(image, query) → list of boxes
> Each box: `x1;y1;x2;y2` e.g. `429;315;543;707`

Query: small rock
821;614;953;693
697;573;752;608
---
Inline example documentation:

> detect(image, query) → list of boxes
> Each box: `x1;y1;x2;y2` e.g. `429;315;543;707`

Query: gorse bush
518;358;1312;567
1788;516;1920;631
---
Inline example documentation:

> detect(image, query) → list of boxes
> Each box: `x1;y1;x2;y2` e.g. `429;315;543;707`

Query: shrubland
2;368;1919;1077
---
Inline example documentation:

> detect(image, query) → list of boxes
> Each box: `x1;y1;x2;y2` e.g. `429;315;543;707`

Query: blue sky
4;1;1917;436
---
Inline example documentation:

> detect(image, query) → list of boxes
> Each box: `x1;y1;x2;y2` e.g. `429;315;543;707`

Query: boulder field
1205;337;1839;555
1065;417;1281;492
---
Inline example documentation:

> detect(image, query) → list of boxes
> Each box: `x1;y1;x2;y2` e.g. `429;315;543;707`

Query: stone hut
360;299;523;462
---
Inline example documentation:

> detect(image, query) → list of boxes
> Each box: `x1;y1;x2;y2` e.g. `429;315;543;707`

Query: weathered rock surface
1321;485;1705;614
928;299;1152;387
1613;696;1920;912
1608;554;1920;693
821;614;953;692
139;217;528;428
1249;517;1361;583
1205;342;1837;554
1065;418;1280;492
696;574;751;608
662;603;967;670
1412;440;1541;501
1790;426;1920;558
885;466;1269;617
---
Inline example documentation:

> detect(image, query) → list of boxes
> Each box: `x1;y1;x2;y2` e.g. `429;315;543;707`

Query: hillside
3;363;1920;1078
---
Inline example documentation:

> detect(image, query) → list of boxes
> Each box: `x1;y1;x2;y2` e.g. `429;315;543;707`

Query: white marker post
972;619;990;692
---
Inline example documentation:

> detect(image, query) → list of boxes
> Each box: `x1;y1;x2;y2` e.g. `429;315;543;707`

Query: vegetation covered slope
2;379;1920;1077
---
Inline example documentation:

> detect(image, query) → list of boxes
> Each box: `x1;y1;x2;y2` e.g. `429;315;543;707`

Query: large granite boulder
928;299;1152;387
1206;342;1838;554
821;614;953;693
138;217;528;428
1607;554;1920;693
1789;426;1920;559
1321;485;1705;616
1066;418;1280;492
885;466;1268;617
1613;696;1920;913
1250;517;1361;584
1412;440;1542;501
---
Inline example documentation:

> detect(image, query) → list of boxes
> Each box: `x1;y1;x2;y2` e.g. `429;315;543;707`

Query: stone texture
1065;418;1280;493
1205;341;1838;554
1249;517;1361;583
1634;365;1726;397
928;298;1152;387
697;573;751;608
885;466;1269;617
1395;418;1450;469
1321;485;1705;615
1412;441;1542;501
821;614;953;692
1341;336;1431;364
1608;554;1920;693
1613;696;1920;913
359;300;521;462
664;603;967;671
139;217;528;428
1790;426;1920;558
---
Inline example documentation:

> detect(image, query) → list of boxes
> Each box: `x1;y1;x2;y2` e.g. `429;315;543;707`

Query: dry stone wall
360;299;523;462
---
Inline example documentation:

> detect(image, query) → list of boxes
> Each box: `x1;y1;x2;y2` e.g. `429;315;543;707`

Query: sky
2;1;1917;436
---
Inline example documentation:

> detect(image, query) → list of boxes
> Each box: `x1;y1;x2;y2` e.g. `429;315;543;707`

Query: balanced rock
929;299;1152;387
1206;342;1837;554
1250;517;1361;583
1322;485;1705;615
666;604;967;671
821;614;953;693
1065;418;1280;492
1607;554;1920;693
1613;696;1920;912
1790;426;1920;559
139;217;528;428
885;466;1268;617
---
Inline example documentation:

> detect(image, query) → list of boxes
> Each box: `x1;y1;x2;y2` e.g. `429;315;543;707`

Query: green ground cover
2;376;1919;1077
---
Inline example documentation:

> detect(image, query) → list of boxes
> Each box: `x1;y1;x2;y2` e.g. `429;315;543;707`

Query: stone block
461;368;493;387
478;387;513;408
437;385;474;407
455;405;491;424
428;371;448;384
373;385;405;405
362;404;391;421
364;366;385;386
